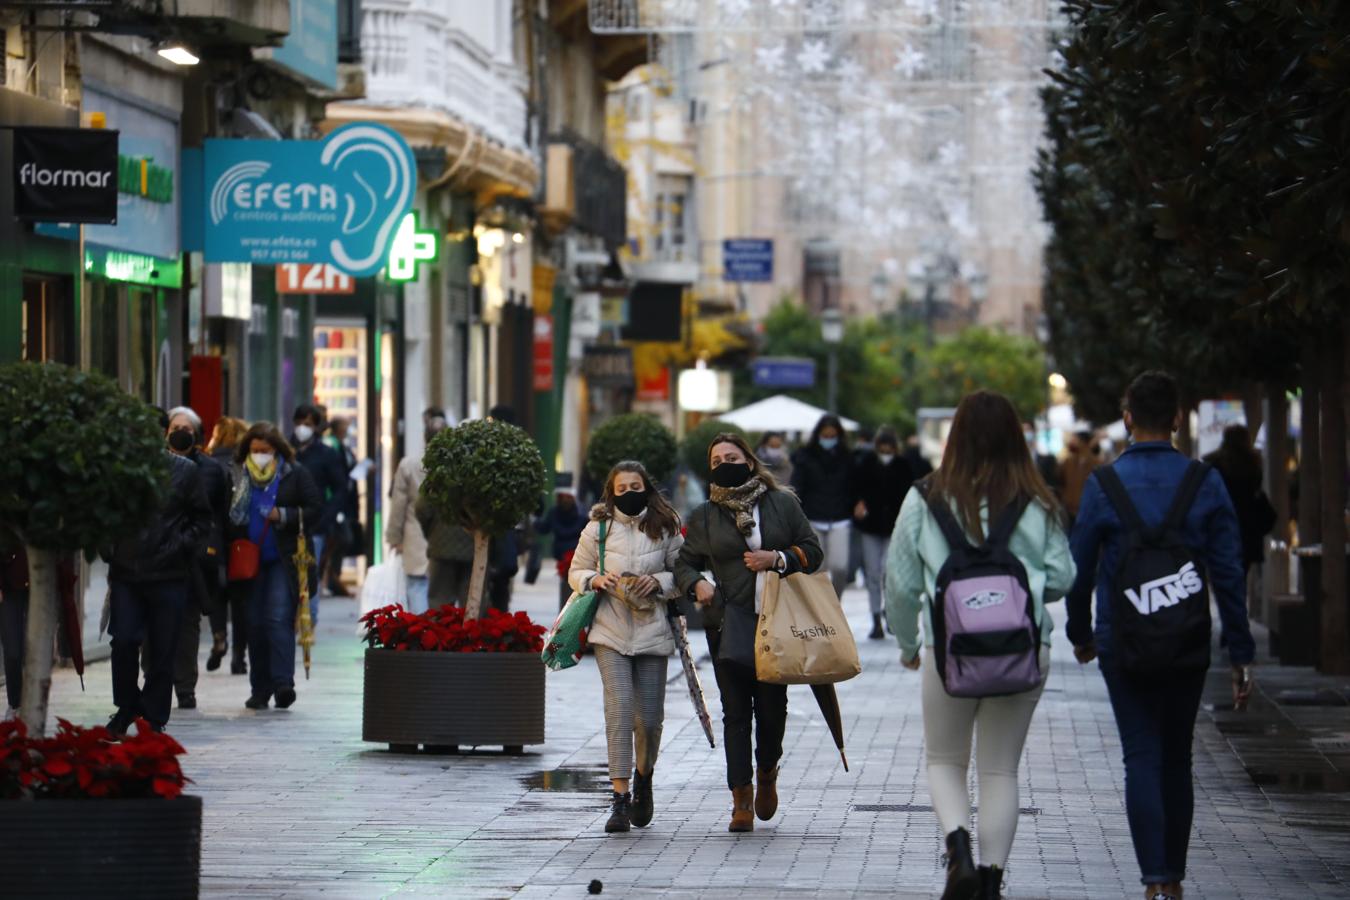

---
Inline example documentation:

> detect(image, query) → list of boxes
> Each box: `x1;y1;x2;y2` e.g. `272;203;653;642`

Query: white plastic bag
357;557;407;635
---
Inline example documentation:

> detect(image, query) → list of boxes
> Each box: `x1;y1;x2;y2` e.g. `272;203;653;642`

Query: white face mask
250;452;275;470
294;424;314;444
877;453;895;466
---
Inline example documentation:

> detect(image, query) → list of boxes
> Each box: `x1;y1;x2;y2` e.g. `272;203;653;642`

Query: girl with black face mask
568;461;684;835
673;433;824;833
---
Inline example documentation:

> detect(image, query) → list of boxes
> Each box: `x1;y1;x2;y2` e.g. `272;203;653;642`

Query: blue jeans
405;574;429;614
1100;662;1208;885
109;579;188;728
247;561;296;699
308;534;325;624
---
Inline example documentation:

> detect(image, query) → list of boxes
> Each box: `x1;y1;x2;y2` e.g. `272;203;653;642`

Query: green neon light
386;212;437;282
84;247;183;288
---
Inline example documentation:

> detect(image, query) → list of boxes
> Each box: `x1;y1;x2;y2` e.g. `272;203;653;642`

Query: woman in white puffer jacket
568;460;684;835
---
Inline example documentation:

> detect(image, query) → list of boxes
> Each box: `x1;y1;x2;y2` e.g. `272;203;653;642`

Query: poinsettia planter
362;649;545;753
0;794;202;898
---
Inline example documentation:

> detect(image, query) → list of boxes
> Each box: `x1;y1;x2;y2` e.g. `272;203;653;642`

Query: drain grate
853;804;1041;815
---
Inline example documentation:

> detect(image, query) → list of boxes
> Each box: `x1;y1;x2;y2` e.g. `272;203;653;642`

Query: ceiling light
158;45;199;66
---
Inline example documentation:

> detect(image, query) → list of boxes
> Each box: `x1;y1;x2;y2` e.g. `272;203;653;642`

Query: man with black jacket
290;404;347;622
106;444;213;733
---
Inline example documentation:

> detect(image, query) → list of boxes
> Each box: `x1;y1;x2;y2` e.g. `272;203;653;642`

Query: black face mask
168;430;195;452
710;461;752;489
614;490;648;517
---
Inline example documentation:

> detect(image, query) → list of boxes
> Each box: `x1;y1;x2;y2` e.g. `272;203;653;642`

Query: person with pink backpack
886;390;1076;900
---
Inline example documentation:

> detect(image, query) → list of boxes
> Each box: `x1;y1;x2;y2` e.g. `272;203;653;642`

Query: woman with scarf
674;433;823;832
228;422;321;711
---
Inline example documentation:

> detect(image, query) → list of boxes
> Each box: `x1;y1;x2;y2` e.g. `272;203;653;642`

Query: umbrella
293;515;316;680
810;683;848;771
666;601;716;748
57;557;84;690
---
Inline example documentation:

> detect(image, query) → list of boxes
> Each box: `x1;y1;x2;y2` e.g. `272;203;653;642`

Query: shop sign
533;315;555;392
723;238;773;283
753;356;816;389
386;212;437;281
184;123;416;276
637;367;671;403
571;292;602;340
261;0;338;90
13;126;119;223
600;295;629;327
582;346;635;389
276;262;354;294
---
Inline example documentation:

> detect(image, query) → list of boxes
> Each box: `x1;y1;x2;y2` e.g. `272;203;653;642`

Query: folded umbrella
667;601;716;748
293;516;316;680
810;683;848;771
57;557;84;690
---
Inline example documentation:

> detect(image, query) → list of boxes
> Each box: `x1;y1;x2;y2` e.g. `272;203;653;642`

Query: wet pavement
37;575;1350;899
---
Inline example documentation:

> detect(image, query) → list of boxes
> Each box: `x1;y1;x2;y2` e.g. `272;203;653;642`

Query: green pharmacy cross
386;212;437;282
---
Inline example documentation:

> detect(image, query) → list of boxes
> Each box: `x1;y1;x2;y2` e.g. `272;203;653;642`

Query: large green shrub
679;419;745;482
421;419;547;618
584;413;678;484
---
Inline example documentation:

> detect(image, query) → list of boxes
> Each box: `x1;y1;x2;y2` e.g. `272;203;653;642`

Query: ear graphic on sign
319;125;414;274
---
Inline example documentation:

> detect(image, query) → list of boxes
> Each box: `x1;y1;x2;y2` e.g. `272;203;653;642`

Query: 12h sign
276;263;354;295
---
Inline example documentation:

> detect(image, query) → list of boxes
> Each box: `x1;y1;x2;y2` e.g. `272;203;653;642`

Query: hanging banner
13;127;120;223
184;123;416;276
533;315;555;392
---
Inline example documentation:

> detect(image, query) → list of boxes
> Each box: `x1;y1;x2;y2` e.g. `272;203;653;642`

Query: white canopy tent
718;395;860;436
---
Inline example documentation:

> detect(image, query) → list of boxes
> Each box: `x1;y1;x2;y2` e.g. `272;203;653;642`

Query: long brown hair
592;460;681;540
207;416;249;454
929;391;1058;540
234;422;296;464
707;432;790;493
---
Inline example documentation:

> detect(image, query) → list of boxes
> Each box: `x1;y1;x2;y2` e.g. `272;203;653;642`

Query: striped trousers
593;646;668;781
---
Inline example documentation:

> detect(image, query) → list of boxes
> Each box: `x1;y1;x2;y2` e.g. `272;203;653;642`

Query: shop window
88;279;120;381
21;276;75;363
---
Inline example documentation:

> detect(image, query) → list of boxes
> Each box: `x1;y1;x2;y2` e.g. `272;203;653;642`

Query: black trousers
706;627;788;790
110;579;187;728
208;579;251;666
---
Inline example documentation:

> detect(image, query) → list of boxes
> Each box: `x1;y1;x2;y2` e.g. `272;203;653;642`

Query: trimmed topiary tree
421;419;547;619
0;363;168;734
584;413;678;485
680;419;746;483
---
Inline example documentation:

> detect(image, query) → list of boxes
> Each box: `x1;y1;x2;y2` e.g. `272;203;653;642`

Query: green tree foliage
584;413;678;484
680;419;745;482
922;329;1047;421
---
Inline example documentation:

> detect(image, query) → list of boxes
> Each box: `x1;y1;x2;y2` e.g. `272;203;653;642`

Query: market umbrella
666;601;716;748
293;515;316;680
810;683;848;771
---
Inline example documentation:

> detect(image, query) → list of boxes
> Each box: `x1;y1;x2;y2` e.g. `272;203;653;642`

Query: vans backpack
919;483;1041;698
1094;460;1213;682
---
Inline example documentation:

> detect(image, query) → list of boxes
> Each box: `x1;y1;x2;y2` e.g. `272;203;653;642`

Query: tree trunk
463;529;491;621
18;547;58;736
1319;322;1348;674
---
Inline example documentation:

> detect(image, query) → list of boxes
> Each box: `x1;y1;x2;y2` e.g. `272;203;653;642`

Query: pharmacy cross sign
386;211;437;282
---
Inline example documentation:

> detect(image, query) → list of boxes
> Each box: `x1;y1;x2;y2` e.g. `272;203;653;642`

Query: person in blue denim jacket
1066;371;1255;900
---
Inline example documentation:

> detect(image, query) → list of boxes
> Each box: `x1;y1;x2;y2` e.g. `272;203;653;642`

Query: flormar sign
12;127;120;223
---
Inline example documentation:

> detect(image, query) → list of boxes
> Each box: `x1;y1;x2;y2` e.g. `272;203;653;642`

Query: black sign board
12;127;119;224
620;281;683;343
582;345;635;389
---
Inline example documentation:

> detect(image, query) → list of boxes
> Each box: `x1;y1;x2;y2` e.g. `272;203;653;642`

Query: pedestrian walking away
1203;423;1277;577
323;415;363;598
536;487;587;609
206;416;251;674
385;408;449;614
791;414;858;596
886;390;1075;900
847;426;876;587
1058;429;1099;529
854;426;914;640
104;429;213;734
1067;371;1256;900
228;422;322;712
290;404;347;624
676;432;823;833
568;461;684;834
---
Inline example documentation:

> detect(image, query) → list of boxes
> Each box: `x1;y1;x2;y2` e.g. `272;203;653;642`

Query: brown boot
728;785;755;833
755;766;778;820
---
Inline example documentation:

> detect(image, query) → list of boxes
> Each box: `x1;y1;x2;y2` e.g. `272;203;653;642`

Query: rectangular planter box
362;649;545;752
0;795;201;898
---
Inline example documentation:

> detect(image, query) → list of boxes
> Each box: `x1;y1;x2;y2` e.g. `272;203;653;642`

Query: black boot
869;613;885;640
631;770;654;828
604;791;632;833
205;632;228;672
941;827;980;900
978;865;1004;900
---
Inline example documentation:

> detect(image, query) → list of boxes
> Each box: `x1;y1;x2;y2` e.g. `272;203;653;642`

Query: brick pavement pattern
44;577;1350;899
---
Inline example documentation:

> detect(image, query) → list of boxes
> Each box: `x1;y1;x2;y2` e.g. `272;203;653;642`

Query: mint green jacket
884;488;1077;662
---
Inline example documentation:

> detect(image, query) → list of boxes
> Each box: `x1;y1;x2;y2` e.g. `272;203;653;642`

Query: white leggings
921;647;1048;867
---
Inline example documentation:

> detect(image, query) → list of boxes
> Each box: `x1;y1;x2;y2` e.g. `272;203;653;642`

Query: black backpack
1095;460;1213;681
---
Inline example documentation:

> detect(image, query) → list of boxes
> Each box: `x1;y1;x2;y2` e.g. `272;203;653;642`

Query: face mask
710;461;752;489
250;452;275;471
759;447;783;462
294;424;314;444
819;437;839;451
877;453;895;466
168;430;195;452
614;490;648;517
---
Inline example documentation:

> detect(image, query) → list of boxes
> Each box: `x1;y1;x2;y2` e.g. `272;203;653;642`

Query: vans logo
1124;562;1203;615
963;590;1007;610
790;623;837;640
19;162;113;190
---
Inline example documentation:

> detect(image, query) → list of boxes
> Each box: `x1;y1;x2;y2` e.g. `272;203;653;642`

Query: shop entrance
20;275;75;363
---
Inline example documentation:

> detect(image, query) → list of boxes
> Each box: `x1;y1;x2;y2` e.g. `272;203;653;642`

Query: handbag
755;570;861;685
227;520;270;583
541;521;607;672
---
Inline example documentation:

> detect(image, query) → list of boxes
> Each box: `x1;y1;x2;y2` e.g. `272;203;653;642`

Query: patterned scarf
229;457;281;526
710;475;770;536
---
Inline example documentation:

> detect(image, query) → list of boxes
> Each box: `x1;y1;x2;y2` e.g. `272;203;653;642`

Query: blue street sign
753;357;816;389
268;0;338;90
723;238;774;282
183;123;416;277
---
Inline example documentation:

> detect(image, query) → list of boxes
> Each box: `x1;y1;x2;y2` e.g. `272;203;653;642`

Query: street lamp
821;307;844;413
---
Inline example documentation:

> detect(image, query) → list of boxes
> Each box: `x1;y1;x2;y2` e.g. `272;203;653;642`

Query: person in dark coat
105;446;213;733
1203;424;1277;574
227;422;323;711
290;404;347;623
853;427;914;639
322;415;362;597
206;415;251;674
675;432;823;833
535;489;588;608
790;414;858;595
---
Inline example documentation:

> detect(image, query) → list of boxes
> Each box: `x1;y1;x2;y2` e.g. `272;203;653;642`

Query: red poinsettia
0;717;190;801
359;604;545;653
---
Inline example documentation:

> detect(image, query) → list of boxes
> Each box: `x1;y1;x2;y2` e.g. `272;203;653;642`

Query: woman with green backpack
567;460;684;834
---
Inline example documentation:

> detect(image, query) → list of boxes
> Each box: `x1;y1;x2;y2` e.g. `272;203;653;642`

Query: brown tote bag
755;570;862;685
